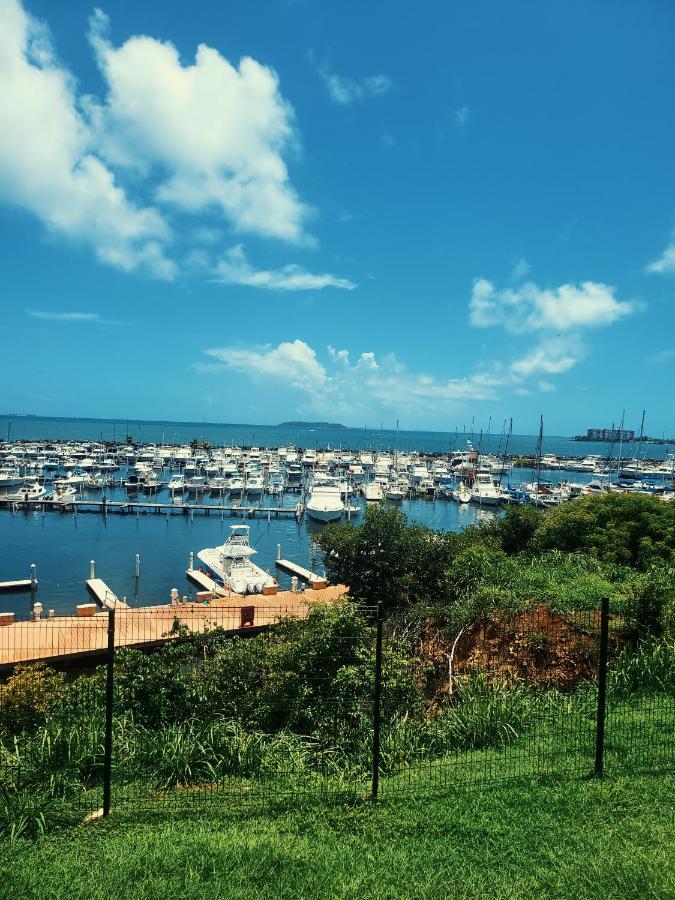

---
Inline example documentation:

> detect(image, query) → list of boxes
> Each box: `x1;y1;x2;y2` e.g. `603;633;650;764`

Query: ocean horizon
1;413;672;460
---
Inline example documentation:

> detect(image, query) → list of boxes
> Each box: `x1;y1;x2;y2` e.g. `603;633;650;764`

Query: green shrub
0;664;65;735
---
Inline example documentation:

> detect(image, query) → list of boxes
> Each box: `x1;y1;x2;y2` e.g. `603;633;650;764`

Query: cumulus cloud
646;232;675;274
1;1;350;284
206;340;328;393
316;60;393;106
88;9;309;244
198;340;508;419
0;0;174;278
212;245;356;291
469;278;635;332
509;337;582;378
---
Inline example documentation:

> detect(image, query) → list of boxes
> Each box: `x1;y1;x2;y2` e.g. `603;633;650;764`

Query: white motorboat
306;476;345;522
0;468;24;490
228;477;244;496
6;479;46;501
453;483;472;503
245;474;264;497
198;525;276;594
51;485;78;505
363;481;384;502
168;474;186;493
470;472;504;506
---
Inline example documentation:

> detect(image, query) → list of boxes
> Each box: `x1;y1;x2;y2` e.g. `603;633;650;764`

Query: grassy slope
1;771;673;900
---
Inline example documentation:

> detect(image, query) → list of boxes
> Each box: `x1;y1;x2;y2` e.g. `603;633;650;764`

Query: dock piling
30;563;37;607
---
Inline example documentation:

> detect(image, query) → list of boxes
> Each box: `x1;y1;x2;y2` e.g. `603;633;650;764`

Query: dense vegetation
314;496;675;636
0;494;672;842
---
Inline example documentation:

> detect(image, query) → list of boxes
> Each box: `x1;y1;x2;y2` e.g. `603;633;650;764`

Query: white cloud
538;380;556;393
213;245;356;291
26;308;125;325
469;278;636;332
88;10;309;244
199;340;506;420
317;60;393;106
509;337;582;378
26;309;101;322
646;232;675;274
0;0;174;278
454;105;470;134
511;257;531;280
206;340;328;393
649;347;675;365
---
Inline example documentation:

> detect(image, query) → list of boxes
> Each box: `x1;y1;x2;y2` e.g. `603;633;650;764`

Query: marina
0;426;672;618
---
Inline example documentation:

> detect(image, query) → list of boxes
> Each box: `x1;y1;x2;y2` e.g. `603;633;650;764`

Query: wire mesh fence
0;597;672;823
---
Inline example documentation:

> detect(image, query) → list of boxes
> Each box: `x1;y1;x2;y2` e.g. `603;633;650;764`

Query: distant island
278;421;348;429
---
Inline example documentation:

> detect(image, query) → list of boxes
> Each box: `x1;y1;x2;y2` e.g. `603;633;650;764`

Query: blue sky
1;0;674;436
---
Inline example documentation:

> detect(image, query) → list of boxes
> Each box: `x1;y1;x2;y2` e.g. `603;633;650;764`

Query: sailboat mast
616;410;626;483
535;415;543;493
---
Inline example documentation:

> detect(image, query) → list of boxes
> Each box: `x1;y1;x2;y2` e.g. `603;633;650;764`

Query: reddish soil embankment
420;605;602;695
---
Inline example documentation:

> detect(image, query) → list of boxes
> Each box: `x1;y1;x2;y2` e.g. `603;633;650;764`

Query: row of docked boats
1;439;673;516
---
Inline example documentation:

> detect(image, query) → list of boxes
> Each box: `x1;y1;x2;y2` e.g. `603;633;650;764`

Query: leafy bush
530;493;675;570
0;664;65;735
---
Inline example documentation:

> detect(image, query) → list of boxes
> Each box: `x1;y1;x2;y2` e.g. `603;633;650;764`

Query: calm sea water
2;414;671;460
0;413;667;616
0;467;597;617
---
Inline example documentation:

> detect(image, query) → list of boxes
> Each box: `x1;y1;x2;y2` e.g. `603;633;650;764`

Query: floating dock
85;578;128;609
275;559;320;582
0;497;305;520
185;568;230;597
0;579;35;594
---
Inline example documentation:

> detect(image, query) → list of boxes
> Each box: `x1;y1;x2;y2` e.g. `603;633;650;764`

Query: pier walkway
0;497;305;520
85;578;128;609
275;559;322;584
0;585;347;669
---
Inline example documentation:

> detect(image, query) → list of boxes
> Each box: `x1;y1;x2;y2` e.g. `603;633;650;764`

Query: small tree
313;505;454;610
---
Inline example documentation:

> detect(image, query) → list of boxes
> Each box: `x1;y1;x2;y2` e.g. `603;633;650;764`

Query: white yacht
470;472;504;506
228;476;244;496
363;481;384;502
6;479;46;501
453;483;472;503
198;525;275;594
0;468;23;490
245;474;264;496
168;473;186;493
306;476;345;522
385;481;406;501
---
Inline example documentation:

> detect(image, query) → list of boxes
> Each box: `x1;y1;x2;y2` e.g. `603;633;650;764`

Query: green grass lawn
0;770;673;900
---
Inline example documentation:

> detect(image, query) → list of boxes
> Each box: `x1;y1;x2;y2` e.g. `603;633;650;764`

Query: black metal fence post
371;600;383;802
594;596;610;777
103;607;115;816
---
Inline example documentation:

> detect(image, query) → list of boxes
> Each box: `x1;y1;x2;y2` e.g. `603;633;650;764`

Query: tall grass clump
609;638;675;697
